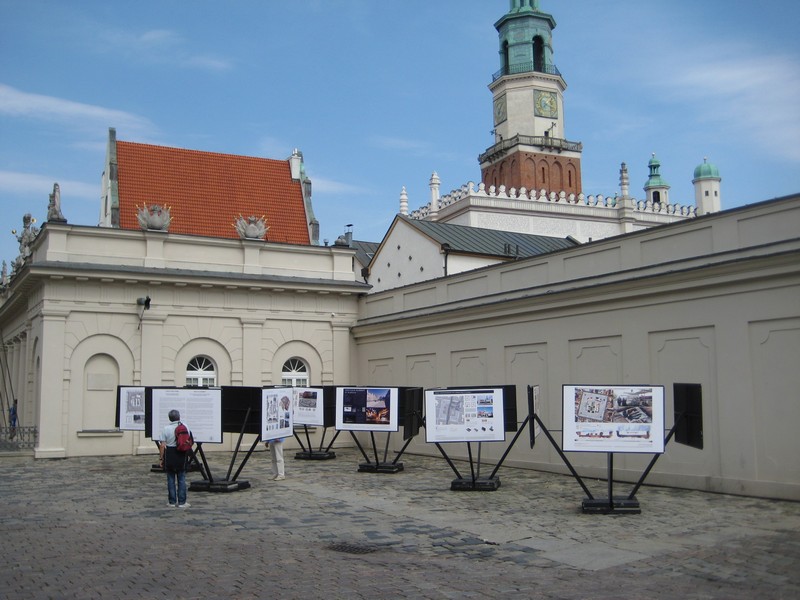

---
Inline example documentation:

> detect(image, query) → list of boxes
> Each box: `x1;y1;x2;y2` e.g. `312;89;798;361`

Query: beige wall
3;197;799;501
353;196;800;501
0;224;364;459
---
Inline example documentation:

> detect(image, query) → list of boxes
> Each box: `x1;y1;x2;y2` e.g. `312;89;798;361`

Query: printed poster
117;386;145;430
151;387;223;443
262;387;294;441
335;387;399;432
292;387;325;426
425;388;505;443
562;385;665;453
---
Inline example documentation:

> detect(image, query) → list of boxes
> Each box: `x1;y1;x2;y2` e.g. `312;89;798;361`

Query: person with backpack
159;409;192;508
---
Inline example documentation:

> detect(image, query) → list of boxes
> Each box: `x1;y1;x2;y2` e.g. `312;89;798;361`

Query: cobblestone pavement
1;448;798;599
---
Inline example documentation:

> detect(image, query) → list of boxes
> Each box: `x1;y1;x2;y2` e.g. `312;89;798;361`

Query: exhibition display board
335;387;399;432
425;387;506;443
291;387;326;427
115;386;145;431
148;387;223;444
562;385;665;454
261;387;294;441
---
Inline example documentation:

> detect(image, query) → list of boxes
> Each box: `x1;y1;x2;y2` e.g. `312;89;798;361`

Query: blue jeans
166;469;187;505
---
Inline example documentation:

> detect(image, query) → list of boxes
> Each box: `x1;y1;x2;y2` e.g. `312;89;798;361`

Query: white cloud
0;84;156;136
98;28;233;71
312;176;371;196
368;135;464;165
369;136;430;153
256;136;291;159
661;54;800;162
0;171;97;202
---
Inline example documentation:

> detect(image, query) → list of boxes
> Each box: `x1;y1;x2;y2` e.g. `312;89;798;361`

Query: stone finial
234;215;269;240
429;172;440;219
136;204;172;231
399;187;409;215
47;182;67;223
619;162;629;199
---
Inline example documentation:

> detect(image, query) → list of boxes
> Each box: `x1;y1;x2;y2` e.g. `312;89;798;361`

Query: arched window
282;358;309;387
186;355;217;387
533;36;545;72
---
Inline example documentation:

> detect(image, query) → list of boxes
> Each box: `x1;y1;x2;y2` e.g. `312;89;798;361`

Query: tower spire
481;1;582;197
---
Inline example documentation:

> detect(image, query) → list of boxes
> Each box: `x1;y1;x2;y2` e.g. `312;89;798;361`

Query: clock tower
480;0;583;195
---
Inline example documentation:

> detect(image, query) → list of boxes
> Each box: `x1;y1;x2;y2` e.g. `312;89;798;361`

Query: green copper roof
644;153;670;189
693;158;721;180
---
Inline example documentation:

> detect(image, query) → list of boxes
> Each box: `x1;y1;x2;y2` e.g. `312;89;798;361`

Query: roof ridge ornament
234;214;268;240
136;203;172;231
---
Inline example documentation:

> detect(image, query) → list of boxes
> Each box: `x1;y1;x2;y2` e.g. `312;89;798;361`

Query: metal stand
580;453;641;514
189;407;257;492
444;442;501;491
533;410;684;514
434;408;532;491
294;424;338;460
351;431;405;473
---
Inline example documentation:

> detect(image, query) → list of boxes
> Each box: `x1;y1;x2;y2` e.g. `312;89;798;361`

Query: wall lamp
137;296;151;329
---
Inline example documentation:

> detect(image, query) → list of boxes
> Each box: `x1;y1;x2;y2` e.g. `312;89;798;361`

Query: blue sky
1;0;799;266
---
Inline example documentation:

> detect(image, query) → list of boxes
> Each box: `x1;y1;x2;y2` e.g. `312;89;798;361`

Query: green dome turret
693;157;721;181
644;153;670;189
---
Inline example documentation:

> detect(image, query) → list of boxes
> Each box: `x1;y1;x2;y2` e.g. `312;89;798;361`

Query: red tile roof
116;141;310;245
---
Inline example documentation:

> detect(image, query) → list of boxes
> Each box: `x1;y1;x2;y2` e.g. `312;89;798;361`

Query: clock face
534;90;558;119
493;95;507;125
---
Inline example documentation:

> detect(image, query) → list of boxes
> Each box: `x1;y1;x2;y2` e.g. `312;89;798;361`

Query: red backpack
174;422;193;453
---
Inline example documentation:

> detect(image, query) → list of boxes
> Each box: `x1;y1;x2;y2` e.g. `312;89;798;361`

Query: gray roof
351;239;380;267
402;217;579;258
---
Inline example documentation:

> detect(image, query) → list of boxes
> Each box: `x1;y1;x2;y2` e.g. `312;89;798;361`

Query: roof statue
136;204;172;231
234;215;269;240
11;213;39;273
46;182;67;223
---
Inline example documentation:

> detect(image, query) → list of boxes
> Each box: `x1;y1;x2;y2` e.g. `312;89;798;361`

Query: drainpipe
441;243;451;276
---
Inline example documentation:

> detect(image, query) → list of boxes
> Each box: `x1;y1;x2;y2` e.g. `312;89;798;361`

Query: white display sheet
118;386;145;431
291;387;325;426
425;388;506;443
562;385;665;453
262;387;294;441
531;385;542;440
151;387;223;443
335;387;399;432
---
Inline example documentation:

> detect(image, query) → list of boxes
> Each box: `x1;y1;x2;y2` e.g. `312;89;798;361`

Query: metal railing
492;61;561;81
479;133;583;163
0;425;38;451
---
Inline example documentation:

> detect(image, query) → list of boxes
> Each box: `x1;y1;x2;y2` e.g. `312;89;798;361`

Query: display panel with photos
425;387;506;443
335;387;399;432
116;386;145;430
562;385;665;453
291;387;326;426
149;387;223;443
262;387;294;441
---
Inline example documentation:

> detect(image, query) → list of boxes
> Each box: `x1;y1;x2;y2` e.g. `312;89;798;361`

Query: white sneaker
167;503;176;507
273;475;285;481
177;502;191;508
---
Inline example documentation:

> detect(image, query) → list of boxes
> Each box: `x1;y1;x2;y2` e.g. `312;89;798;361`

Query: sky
1;0;799;267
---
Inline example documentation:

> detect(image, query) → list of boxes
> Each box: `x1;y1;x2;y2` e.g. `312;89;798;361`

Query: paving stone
0;449;798;599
